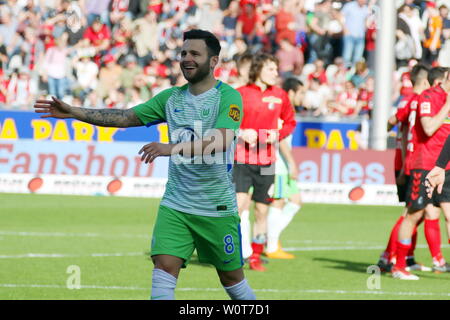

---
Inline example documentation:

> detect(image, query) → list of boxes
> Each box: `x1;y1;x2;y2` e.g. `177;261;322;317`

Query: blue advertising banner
0;111;365;149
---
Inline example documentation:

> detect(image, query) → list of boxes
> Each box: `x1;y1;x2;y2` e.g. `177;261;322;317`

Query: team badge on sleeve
228;104;241;122
420;102;431;114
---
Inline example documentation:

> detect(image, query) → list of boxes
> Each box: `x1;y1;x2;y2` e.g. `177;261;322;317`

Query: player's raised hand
34;96;73;119
425;166;446;198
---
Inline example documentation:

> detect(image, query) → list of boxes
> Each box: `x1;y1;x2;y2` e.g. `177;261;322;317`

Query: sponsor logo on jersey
262;96;282;104
228;104;240;122
201;106;211;119
420;102;431;114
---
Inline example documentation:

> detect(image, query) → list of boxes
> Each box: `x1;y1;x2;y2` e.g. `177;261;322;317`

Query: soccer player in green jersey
34;29;256;300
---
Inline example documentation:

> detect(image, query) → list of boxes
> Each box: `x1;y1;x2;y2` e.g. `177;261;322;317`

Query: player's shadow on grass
313;257;376;274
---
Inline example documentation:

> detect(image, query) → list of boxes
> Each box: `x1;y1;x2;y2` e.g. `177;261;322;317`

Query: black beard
181;61;211;84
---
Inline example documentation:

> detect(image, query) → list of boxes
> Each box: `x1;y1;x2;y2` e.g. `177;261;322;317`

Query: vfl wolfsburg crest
201;106;211;119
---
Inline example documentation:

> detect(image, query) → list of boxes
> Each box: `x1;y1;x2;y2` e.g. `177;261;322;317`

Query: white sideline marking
0;252;144;259
0;231;149;239
1;244;449;259
1;284;449;297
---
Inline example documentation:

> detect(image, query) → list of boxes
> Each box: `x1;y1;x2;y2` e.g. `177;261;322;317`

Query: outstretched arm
34;96;143;128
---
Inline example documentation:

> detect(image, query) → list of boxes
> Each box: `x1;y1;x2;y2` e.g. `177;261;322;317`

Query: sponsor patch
420;101;431;114
262;96;283;104
228;104;241;122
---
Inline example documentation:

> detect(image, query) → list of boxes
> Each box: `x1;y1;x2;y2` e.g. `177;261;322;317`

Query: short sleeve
215;84;243;131
396;97;411;124
132;88;173;127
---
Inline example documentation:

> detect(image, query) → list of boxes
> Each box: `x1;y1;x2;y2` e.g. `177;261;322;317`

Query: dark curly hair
248;53;279;84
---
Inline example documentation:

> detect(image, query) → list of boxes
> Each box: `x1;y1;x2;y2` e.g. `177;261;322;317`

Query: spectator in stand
275;0;297;46
20;27;45;74
399;2;424;61
365;10;376;70
326;56;349;94
132;73;153;102
396;4;416;69
330;79;360;117
228;37;249;61
73;54;99;99
132;10;159;67
108;0;141;27
0;35;7;72
0;70;9;107
350;60;372;88
422;1;443;65
0;7;21;58
104;86;127;109
395;58;417;103
83;16;112;56
42;36;70;99
303;77;331;116
111;17;133;57
120;55;143;90
7;67;38;109
193;0;224;34
236;1;263;50
276;37;304;79
341;0;370;68
438;5;450;67
308;58;327;85
214;57;239;84
328;3;345;60
83;90;104;108
40;24;56;51
85;0;111;26
307;0;333;64
222;0;240;47
96;54;122;99
233;52;253;88
357;75;374;116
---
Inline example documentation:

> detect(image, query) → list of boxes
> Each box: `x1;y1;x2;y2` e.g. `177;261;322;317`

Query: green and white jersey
132;81;242;217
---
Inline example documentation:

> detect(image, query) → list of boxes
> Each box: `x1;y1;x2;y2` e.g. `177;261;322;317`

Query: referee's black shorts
233;163;275;205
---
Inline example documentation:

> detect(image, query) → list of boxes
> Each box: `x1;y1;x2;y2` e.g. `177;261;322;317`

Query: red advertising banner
292;147;396;185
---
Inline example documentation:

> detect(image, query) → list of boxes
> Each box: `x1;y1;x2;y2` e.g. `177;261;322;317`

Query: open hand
34;96;73;119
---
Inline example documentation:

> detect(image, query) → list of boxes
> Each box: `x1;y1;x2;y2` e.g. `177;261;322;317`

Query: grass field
1;193;449;300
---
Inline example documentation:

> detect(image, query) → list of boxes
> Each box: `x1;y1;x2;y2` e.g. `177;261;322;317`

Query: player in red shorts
377;64;431;272
392;67;450;280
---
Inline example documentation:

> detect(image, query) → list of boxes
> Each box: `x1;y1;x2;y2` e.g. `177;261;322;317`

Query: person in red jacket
234;53;297;271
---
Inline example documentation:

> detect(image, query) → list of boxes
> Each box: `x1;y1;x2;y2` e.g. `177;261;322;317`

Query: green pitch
1;193;449;300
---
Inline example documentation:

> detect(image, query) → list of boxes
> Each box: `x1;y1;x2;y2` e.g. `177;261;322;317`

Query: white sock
240;210;252;259
266;207;283;253
279;202;301;232
150;268;177;300
224;278;256;300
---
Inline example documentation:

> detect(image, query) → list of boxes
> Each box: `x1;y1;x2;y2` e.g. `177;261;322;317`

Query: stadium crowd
0;0;449;118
